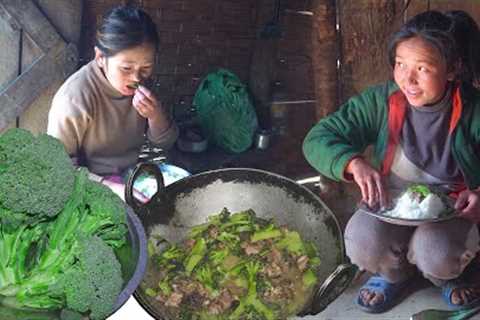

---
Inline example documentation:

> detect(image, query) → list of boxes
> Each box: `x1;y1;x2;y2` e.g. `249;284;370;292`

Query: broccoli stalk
194;265;216;293
184;238;207;275
0;223;45;295
250;224;282;242
229;261;275;320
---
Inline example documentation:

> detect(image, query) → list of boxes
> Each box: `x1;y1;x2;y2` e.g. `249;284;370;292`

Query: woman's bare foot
356;275;410;313
450;286;480;306
359;288;385;307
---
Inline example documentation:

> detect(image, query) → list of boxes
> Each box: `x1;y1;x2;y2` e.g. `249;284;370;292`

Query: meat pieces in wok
143;208;321;320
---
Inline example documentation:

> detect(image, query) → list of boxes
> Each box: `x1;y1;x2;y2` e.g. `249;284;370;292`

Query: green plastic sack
193;69;258;153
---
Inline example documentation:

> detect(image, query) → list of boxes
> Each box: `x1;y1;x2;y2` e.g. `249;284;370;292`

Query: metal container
254;129;271;149
0;208;148;320
125;164;357;319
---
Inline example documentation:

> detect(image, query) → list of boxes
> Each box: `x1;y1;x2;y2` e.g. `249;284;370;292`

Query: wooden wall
79;0;259;112
0;0;82;134
79;0;317;177
2;0;479;179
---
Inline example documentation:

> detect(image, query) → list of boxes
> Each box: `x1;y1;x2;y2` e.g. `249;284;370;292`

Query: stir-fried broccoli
0;129;128;318
146;208;321;319
0;128;76;225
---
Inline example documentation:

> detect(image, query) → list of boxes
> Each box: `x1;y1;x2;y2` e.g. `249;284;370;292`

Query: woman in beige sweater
48;5;178;200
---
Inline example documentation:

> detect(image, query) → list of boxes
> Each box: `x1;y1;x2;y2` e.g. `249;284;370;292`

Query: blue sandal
442;279;480;310
356;275;410;313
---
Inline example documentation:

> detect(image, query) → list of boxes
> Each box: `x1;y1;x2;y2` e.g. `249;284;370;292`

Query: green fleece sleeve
303;85;387;181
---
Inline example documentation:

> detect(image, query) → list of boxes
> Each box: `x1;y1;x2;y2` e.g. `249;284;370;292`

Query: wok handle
306;263;358;315
125;162;165;217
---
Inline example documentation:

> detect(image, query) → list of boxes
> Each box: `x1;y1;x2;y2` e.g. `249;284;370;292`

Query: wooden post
311;0;338;120
248;0;279;130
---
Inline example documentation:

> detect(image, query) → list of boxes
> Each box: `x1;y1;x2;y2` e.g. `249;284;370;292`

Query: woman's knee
345;211;413;267
409;220;480;280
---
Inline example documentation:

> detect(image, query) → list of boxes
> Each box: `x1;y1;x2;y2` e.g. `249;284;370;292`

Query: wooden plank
21;31;43;72
34;0;84;44
18;0;84;134
0;12;20;92
248;0;277;129
0;0;63;52
311;0;338;119
249;39;277;129
276;10;315;101
338;0;405;102
0;42;77;131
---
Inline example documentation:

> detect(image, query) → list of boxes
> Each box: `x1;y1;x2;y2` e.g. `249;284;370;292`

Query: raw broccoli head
0;128;76;223
80;179;128;248
61;234;123;320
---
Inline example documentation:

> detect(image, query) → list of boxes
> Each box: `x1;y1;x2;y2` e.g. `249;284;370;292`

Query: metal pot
0;207;148;320
125;163;357;319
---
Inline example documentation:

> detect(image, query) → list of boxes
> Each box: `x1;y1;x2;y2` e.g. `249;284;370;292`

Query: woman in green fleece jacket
303;10;480;313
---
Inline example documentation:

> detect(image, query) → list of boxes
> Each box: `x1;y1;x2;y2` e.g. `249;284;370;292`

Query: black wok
125;163;356;319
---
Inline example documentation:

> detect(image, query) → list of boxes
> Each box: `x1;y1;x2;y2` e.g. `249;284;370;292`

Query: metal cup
255;130;271;150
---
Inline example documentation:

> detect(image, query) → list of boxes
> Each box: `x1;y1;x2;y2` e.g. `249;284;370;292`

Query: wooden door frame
0;0;78;131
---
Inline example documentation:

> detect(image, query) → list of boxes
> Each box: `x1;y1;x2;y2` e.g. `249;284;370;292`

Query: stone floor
317;271;480;320
111;274;480;319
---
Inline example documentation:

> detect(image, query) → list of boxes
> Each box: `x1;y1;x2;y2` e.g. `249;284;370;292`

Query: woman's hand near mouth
132;85;161;119
132;85;171;135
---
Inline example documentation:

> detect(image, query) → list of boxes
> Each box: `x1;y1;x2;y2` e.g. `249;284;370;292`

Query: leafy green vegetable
184;238;207;275
408;184;431;198
250;224;282;242
0;129;128;319
277;230;305;255
302;269;318;287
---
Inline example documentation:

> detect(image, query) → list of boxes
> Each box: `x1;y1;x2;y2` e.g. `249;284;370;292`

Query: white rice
383;192;446;220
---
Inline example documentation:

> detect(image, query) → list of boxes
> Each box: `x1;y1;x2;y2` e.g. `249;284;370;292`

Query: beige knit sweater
47;60;178;176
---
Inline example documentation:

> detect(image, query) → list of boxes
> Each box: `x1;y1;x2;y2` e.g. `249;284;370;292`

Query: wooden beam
0;42;77;131
0;0;63;52
0;9;21;91
311;0;338;119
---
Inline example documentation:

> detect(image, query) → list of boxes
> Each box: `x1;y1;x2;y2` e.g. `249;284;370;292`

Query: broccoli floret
0;128;76;223
230;261;275;320
80;178;128;248
0;170;127;314
60;234;123;320
0;128;35;165
0;129;129;315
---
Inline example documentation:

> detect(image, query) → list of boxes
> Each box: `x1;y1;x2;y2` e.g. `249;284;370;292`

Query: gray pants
345;211;480;286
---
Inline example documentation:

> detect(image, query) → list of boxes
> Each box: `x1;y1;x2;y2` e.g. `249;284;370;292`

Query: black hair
387;10;480;85
96;5;159;57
